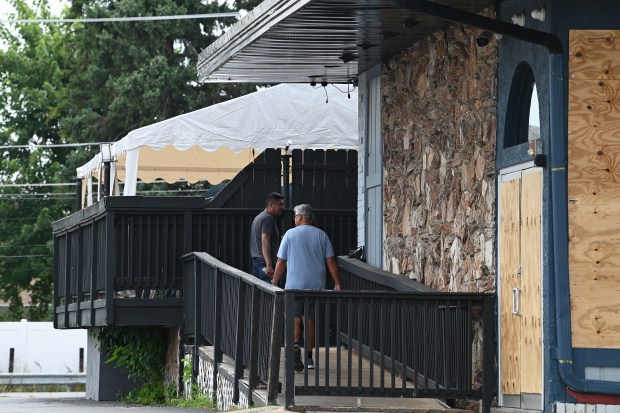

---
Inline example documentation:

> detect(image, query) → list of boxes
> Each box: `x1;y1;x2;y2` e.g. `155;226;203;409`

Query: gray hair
294;204;314;222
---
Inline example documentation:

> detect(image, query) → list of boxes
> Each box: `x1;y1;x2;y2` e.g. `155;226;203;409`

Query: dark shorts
295;299;316;319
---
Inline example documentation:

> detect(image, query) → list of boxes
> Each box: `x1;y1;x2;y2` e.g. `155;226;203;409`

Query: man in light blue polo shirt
272;204;341;371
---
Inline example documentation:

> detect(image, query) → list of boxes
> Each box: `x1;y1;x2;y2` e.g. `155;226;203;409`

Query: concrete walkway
0;392;213;413
0;392;471;413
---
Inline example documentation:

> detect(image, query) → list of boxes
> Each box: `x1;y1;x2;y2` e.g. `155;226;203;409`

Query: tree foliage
0;0;72;320
0;0;262;319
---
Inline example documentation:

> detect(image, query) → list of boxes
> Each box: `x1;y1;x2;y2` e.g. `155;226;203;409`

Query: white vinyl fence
0;320;87;385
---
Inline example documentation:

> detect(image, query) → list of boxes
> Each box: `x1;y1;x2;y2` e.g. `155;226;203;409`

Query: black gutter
392;0;562;53
394;0;620;399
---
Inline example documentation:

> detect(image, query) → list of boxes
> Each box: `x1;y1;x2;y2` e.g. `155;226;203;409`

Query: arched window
505;62;539;148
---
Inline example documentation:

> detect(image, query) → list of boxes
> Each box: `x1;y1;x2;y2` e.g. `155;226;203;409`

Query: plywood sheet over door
500;177;521;396
499;168;542;408
569;30;620;348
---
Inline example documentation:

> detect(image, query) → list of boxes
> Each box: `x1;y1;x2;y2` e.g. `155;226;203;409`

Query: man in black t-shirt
250;192;285;284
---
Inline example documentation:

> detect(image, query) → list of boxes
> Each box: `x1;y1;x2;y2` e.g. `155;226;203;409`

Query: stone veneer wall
381;19;498;294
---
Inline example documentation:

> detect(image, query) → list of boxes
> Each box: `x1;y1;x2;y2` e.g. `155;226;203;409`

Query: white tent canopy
77;83;358;199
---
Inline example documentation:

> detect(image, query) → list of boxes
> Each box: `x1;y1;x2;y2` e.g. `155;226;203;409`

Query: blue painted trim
549;51;620;395
573;348;620;378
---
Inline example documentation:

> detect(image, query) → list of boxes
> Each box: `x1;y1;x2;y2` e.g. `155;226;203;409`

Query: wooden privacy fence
209;148;357;209
182;252;494;413
52;196;356;328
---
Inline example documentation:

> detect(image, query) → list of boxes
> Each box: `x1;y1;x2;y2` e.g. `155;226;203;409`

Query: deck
53;148;357;329
200;344;472;412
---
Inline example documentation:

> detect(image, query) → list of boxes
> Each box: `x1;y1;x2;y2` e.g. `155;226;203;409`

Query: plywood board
569;203;620;348
520;170;542;393
499;178;521;395
569;30;620;349
568;79;620;205
571;276;620;348
569;30;620;81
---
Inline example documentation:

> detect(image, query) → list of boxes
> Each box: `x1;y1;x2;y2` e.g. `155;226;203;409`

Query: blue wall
497;0;620;410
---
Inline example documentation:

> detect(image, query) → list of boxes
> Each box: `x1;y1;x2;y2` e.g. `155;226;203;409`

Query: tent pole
282;151;291;208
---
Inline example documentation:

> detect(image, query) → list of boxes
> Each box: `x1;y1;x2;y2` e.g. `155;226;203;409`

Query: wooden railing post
105;211;116;325
53;235;61;329
76;226;84;327
63;231;71;328
193;257;201;380
248;284;260;398
267;291;284;402
213;267;223;396
481;295;494;413
284;291;296;408
233;280;247;403
90;219;98;327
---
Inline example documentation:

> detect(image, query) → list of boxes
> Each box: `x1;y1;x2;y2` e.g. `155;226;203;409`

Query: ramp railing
283;290;494;413
183;251;285;404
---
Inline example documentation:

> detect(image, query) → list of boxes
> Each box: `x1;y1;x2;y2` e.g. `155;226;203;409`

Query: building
195;1;620;412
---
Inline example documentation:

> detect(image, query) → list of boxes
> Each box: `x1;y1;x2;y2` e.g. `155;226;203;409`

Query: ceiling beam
392;0;562;53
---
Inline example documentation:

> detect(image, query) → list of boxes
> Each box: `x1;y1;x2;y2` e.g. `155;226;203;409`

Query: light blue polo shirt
277;225;335;290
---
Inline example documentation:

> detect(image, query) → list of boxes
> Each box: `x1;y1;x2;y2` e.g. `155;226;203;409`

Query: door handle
512;288;521;315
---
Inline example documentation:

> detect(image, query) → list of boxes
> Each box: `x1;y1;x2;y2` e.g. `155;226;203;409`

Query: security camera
475;31;493;47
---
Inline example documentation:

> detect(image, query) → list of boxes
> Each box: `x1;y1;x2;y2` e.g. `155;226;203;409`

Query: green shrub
93;326;168;404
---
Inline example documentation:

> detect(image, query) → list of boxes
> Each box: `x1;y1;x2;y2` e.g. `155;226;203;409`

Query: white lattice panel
197;356;214;397
217;374;235;411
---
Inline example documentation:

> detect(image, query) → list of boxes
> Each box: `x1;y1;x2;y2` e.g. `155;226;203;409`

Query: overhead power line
0;254;51;259
0;142;107;149
0;12;240;24
0;197;74;201
0;183;77;188
0;178;210;188
0;192;76;195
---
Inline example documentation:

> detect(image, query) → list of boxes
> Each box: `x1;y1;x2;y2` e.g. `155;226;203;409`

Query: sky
0;1;67;20
529;85;540;128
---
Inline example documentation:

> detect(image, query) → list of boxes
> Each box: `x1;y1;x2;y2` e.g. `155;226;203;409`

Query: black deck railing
183;251;284;403
52;196;355;328
283;290;494;411
180;251;494;412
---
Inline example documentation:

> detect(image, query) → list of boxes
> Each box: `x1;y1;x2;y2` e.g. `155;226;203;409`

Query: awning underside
198;0;494;84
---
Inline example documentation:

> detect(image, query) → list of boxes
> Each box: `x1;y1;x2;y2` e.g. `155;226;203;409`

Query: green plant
124;381;169;405
93;326;167;382
182;354;193;384
92;327;215;408
92;326;168;404
170;383;215;409
171;392;215;409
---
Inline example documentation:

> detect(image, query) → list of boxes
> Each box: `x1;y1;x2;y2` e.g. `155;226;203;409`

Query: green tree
0;0;259;320
60;0;253;147
0;0;72;320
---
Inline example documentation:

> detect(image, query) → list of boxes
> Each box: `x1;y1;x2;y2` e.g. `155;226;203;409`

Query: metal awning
197;0;495;84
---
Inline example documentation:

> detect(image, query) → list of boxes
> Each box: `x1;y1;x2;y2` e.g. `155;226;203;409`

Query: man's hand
261;233;273;277
265;263;275;278
273;258;287;287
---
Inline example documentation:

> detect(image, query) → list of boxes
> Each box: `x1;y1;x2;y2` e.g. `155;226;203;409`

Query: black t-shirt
250;210;280;264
